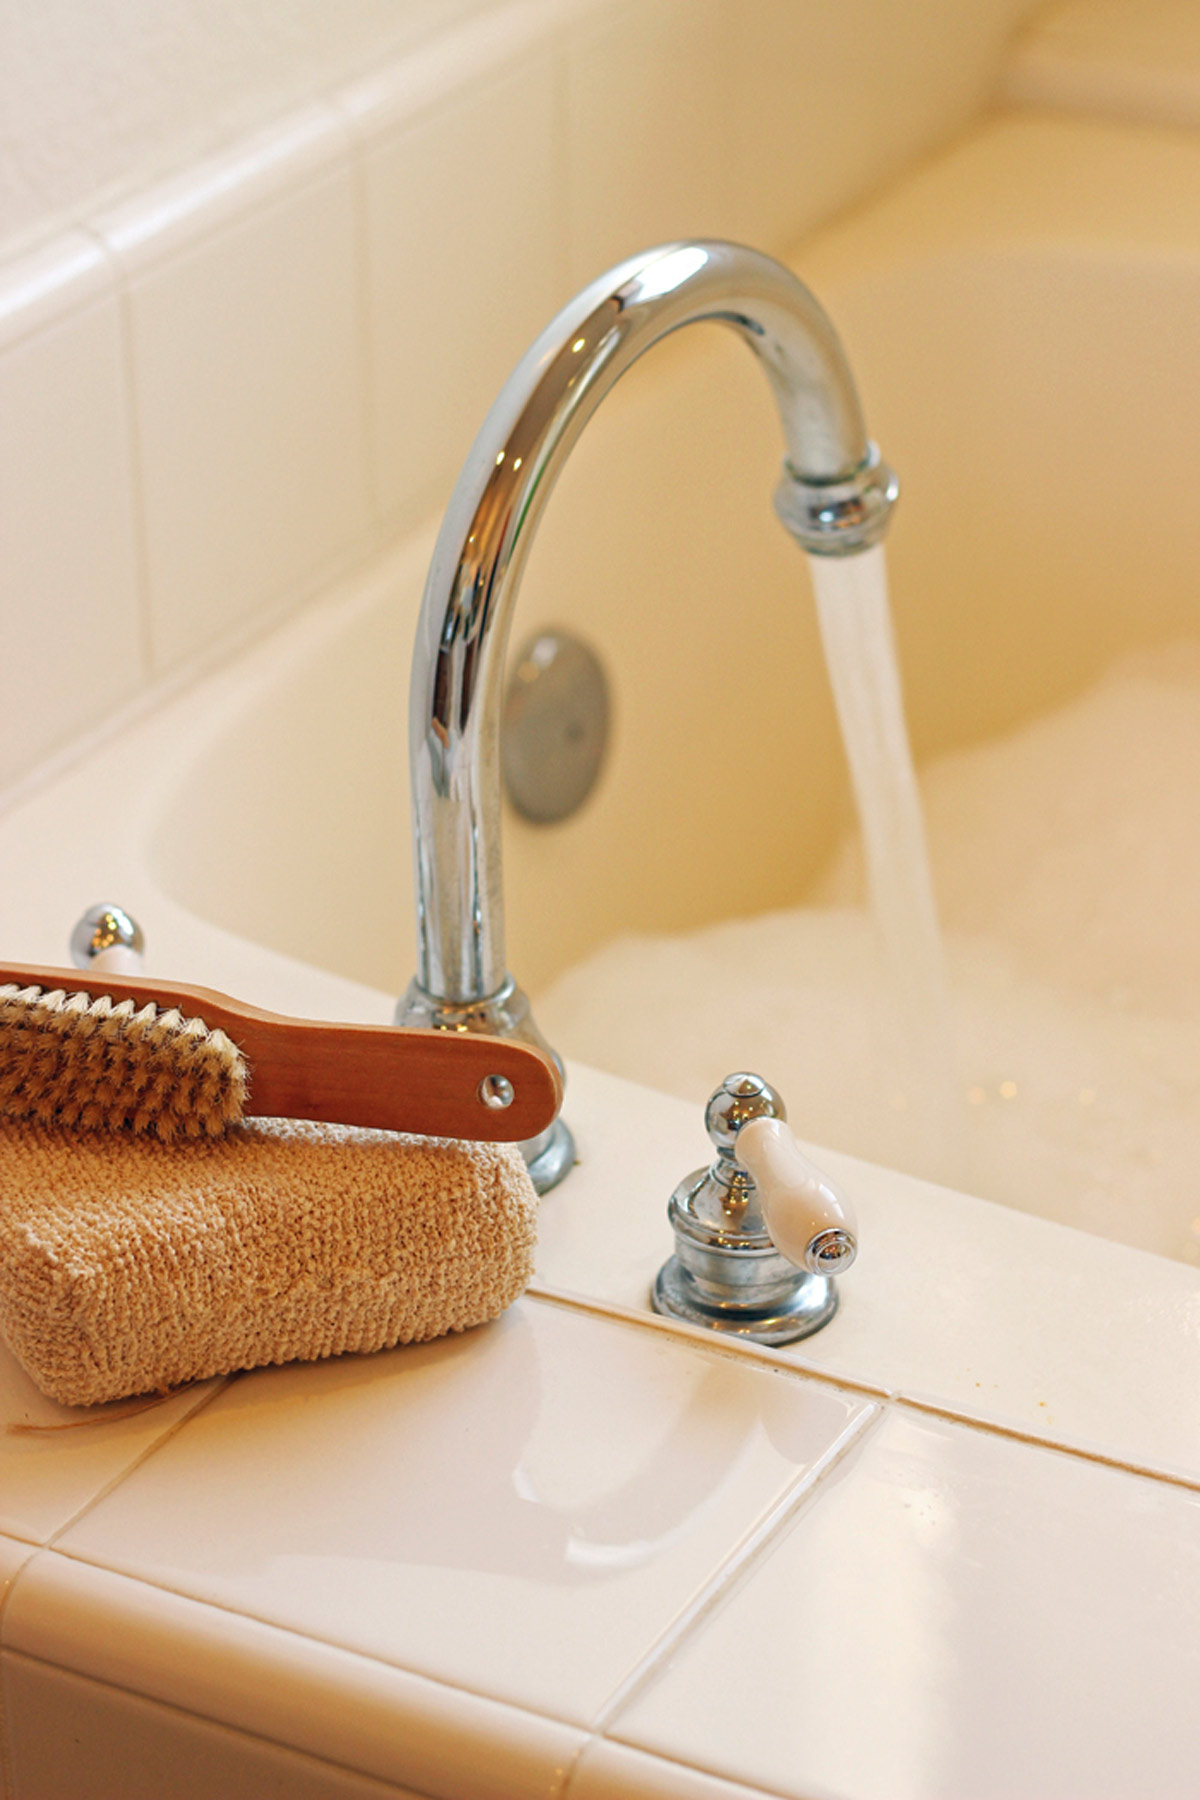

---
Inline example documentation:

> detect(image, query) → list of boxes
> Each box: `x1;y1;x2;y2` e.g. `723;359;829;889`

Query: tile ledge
0;229;112;353
333;0;599;145
92;101;351;275
4;1552;583;1800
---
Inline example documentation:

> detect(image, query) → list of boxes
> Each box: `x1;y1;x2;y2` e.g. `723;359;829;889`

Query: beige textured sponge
0;1119;539;1407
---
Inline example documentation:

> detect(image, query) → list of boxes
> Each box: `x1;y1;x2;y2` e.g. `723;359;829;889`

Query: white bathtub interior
136;108;1200;1272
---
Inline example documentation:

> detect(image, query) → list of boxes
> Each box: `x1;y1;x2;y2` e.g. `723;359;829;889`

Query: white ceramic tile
0;289;145;792
1003;0;1200;130
536;1062;1200;1484
727;0;881;253
94;105;350;275
54;1298;869;1726
730;0;1030;257
563;0;740;288
358;41;565;525
0;1339;220;1547
5;1552;587;1800
613;1408;1200;1800
336;0;577;147
112;156;371;673
2;1652;424;1800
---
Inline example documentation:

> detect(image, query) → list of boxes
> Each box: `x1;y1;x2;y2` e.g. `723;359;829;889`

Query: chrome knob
69;904;146;976
652;1071;857;1345
703;1071;785;1155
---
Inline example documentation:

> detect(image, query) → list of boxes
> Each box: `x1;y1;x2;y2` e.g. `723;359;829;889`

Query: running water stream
805;545;964;1184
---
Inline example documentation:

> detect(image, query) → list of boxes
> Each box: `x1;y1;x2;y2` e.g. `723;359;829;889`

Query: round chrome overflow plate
502;629;610;825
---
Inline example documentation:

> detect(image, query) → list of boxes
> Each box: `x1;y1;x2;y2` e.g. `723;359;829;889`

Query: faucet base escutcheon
652;1073;856;1345
395;974;576;1192
653;1230;839;1345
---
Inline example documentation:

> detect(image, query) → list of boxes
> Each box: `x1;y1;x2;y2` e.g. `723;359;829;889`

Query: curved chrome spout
398;241;898;1189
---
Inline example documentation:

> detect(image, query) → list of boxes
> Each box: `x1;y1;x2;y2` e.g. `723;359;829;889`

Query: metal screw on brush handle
70;904;146;977
652;1072;857;1345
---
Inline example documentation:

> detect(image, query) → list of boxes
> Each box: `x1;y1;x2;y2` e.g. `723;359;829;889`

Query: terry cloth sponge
0;1118;538;1407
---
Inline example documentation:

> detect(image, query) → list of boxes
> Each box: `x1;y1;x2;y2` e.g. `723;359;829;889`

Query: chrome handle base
652;1072;856;1344
653;1183;840;1345
395;974;575;1191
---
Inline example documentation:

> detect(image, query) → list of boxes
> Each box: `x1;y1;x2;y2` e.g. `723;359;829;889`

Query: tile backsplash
0;0;1040;799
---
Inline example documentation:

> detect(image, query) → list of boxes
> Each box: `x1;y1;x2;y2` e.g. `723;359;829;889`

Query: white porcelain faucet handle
735;1115;858;1276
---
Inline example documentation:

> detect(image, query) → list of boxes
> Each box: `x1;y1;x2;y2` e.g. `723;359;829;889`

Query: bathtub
2;110;1200;1800
49;112;1200;1252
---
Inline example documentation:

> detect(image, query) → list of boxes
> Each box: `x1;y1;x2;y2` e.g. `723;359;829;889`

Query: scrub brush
0;960;561;1145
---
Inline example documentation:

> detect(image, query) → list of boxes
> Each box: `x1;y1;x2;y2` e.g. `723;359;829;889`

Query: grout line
345;122;384;528
525;1282;895;1402
549;26;574;302
88;226;158;682
43;1376;233;1551
894;1393;1200;1494
0;1643;448;1800
0;504;409;823
25;1546;592;1752
0;1546;44;1800
0;1653;11;1800
587;1404;885;1739
525;1285;1200;1493
556;1730;592;1800
578;1734;840;1800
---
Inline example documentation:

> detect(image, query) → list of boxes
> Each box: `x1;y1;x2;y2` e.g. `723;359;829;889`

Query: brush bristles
0;983;248;1142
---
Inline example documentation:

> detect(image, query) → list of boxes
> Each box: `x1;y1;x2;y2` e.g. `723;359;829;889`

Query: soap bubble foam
537;640;1200;1263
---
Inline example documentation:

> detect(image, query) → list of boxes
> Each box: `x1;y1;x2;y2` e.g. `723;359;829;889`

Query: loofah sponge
0;1118;539;1407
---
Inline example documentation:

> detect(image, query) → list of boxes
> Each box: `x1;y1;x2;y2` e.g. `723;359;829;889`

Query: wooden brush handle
0;964;563;1144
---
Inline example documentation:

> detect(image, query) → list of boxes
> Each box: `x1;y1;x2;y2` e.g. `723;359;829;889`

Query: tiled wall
0;0;1042;801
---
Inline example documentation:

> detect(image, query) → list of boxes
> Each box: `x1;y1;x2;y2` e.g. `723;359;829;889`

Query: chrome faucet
397;240;897;1191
